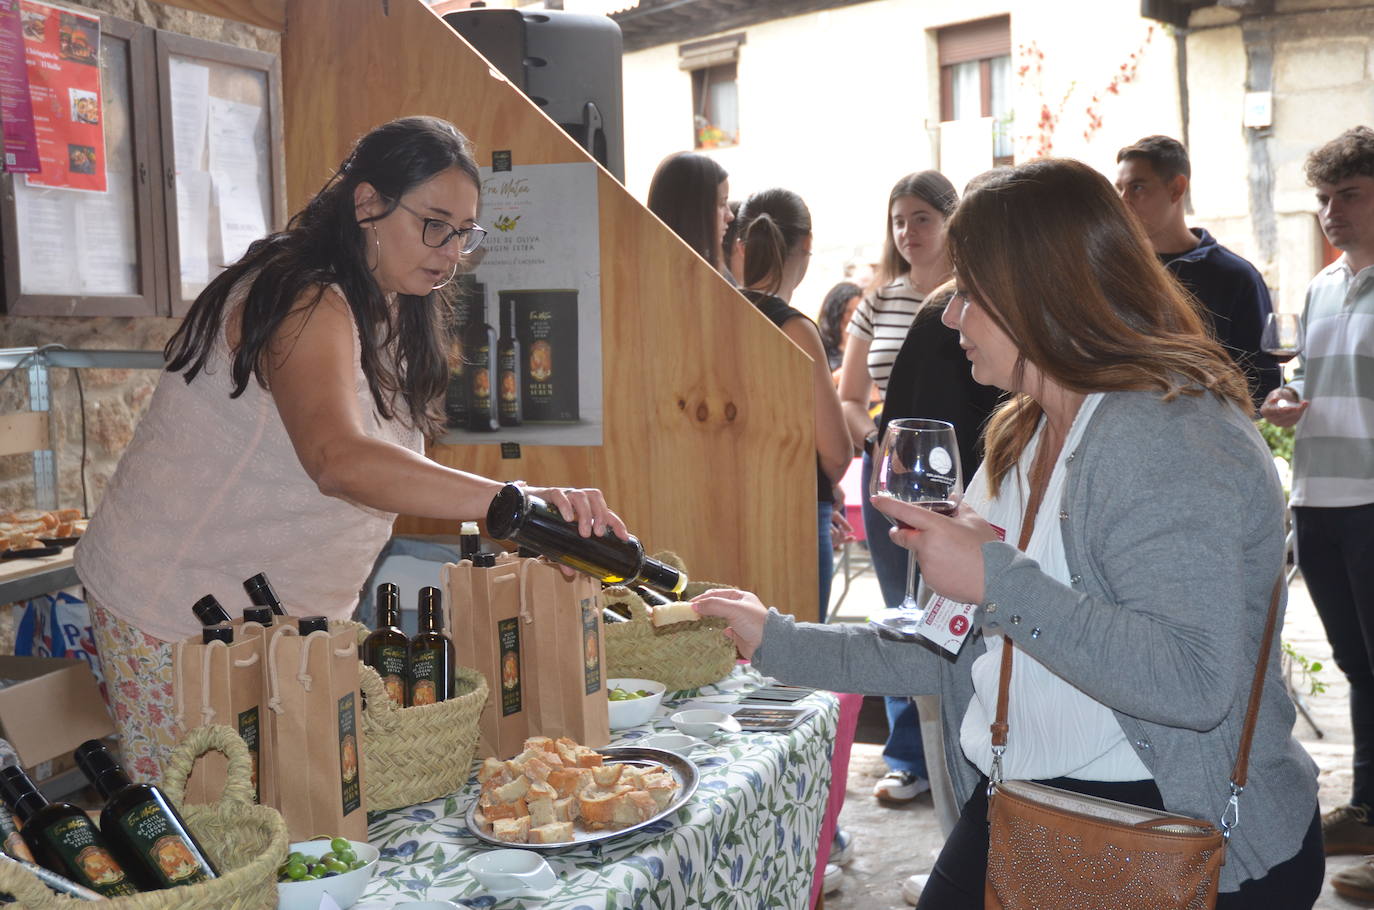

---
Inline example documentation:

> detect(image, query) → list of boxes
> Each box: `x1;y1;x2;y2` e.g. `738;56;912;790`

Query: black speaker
443;8;625;182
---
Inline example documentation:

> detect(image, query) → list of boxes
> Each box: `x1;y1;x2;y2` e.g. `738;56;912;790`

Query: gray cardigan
754;388;1318;892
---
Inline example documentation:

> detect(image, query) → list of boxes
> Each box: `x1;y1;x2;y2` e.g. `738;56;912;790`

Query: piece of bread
492;816;531;844
478;757;509;785
529;822;574;844
547;767;591;799
528;797;556;828
491;776;530;803
577;789;621;827
527;779;556;803
575;750;603;768
651;602;700;627
553;796;579;822
591;763;624;787
611;790;658;827
478;797;527;821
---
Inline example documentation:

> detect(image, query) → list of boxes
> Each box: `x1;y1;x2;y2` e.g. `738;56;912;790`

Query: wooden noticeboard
273;0;818;620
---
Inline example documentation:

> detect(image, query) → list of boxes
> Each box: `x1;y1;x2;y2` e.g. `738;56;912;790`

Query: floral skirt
88;598;181;783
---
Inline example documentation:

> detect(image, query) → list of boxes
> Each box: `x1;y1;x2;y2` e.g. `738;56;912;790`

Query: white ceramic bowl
670;708;742;738
638;732;706;754
606;677;666;730
276;839;379;910
467;849;558;896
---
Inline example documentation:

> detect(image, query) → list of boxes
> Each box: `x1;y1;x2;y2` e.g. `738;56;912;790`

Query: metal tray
465;746;699;852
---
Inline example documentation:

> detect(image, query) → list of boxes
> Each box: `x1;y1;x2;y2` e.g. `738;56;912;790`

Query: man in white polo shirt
1263;126;1374;897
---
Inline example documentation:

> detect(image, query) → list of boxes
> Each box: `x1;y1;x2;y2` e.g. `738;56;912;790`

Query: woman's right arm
263;289;624;535
838;335;876;450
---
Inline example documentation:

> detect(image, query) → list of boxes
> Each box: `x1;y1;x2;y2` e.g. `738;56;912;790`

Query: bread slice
527;779;557;803
590;763;624;787
478;797;527;821
553;796;579;822
478;757;509;785
548;767;591;799
491;776;530;803
492;816;531;843
651;602;699;627
529;822;574;844
528;797;556;828
578;789;621;827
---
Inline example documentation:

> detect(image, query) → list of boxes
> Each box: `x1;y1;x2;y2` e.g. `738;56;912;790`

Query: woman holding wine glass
694;158;1323;908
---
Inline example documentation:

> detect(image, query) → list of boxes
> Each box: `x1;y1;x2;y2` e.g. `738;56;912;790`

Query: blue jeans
817;500;834;624
861;451;928;777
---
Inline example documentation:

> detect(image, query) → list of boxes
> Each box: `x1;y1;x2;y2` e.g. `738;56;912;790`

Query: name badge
915;523;1006;655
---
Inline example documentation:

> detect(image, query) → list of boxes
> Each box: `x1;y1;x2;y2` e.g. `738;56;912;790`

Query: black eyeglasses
393;200;486;254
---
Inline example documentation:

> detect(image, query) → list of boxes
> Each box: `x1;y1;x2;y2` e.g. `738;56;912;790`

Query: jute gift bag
518;557;610;748
264;624;367;841
448;554;530;759
172;631;265;807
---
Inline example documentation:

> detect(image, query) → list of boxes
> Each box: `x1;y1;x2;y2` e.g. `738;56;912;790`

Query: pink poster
20;0;104;192
0;0;39;172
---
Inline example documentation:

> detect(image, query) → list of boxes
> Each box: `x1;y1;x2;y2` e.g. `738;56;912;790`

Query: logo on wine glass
949;614;970;636
929;446;953;475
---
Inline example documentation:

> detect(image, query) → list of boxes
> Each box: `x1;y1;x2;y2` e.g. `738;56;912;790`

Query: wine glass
1261;312;1304;366
868;418;963;638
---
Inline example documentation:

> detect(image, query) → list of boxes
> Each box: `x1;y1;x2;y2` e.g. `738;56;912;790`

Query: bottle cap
243;607;273;626
418;587;443;629
73;740;132;801
484;483;529;540
297;616;329;635
192;594;231;626
0;766;47;822
202;624;234;644
477;553;497;568
243;573;287;615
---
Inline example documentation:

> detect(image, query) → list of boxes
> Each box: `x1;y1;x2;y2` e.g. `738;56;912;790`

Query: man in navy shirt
1116;135;1281;410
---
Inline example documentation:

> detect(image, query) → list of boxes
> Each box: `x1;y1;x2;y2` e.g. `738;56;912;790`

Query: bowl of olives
276;836;379;910
606;677;667;730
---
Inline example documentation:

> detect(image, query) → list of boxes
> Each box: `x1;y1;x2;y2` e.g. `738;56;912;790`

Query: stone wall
0;1;278;514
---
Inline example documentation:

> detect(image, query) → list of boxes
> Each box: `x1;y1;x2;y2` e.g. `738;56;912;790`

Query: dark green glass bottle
363;583;410;707
73;741;217;890
0;765;140;896
243;573;288;616
409;587;454;706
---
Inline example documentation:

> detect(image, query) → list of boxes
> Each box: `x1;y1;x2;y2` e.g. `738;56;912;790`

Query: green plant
1259;421;1295;466
1282;639;1327;696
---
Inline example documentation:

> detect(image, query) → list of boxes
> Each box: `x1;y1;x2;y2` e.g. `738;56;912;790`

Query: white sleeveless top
958;393;1153;782
76;284;423;643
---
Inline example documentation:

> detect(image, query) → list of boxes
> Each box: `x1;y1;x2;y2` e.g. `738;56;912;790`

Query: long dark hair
877;170;958;286
945;158;1250;496
647;151;728;270
164;116;479;436
736;188;811;297
818;281;862;367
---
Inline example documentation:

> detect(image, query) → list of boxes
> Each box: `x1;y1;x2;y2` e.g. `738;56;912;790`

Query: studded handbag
983;573;1285;910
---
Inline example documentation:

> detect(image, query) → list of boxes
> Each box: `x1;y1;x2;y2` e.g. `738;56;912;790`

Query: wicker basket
603;585;737;691
0;725;289;909
352;627;489;812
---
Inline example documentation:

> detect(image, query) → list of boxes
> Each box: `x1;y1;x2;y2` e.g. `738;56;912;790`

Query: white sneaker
823;862;844;895
831;827;855;866
902;873;930;906
873;770;931;803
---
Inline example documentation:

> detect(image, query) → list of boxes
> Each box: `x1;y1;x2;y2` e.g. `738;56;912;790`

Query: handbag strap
987;434;1287;839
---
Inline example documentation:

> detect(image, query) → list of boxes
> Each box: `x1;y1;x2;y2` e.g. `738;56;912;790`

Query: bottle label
338;692;361;816
116;799;212;887
43;816;138;896
498;617;522;716
377;644;408;706
410;649;439;706
581;597;601;695
237;706;260;803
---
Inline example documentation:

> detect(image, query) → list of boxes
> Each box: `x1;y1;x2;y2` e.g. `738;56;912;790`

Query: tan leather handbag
983;569;1285;910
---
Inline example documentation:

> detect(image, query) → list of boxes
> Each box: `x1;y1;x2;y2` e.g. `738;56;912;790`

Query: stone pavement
821;561;1365;908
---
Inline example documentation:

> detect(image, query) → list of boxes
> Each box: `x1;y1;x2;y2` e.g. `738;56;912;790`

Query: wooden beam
0;412;49;457
154;0;286;32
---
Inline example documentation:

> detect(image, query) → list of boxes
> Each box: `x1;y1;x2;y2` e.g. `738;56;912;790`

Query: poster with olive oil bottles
442;160;602;446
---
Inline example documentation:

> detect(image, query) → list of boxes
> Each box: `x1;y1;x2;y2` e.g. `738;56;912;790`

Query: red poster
20;0;104;192
0;0;40;172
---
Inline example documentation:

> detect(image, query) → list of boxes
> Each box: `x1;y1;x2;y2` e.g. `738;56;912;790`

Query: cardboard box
0;656;115;775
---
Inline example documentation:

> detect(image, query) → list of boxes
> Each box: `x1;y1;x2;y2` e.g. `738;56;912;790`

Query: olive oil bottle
243;573;287;616
191;594;232;626
362;583;409;707
496;296;522;427
486;483;687;596
409;587;454;706
202;624;233;645
243;606;274;626
0;765;140;897
73;741;217;891
298;616;329;635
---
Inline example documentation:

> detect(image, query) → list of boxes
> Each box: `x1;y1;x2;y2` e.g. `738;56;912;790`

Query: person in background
646;151;736;283
1115;135;1281;409
74;117;625;780
722;200;744;283
697;158;1322;909
837;170;958;805
818;280;864;375
1260;125;1374;902
734;189;851;620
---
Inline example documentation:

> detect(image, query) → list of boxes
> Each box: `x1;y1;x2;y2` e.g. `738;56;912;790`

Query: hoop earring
431;262;459;291
365;223;381;272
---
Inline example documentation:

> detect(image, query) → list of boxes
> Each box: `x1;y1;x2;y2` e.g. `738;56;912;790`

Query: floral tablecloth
355;666;838;910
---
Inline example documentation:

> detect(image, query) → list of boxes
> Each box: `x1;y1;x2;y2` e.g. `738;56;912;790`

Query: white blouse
957;393;1153;782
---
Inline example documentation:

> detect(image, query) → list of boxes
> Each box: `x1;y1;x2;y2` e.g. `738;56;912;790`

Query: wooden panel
937;15;1011;66
153;0;285;31
0;412;48;457
280;0;818;620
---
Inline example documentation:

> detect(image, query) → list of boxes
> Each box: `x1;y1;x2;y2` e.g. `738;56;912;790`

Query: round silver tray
465;746;700;852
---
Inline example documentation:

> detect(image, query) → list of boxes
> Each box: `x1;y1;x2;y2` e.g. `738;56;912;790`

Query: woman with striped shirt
838;170;958;804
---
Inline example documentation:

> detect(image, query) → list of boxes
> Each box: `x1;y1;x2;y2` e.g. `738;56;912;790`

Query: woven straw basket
0;724;288;909
603;581;737;691
351;626;489;812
